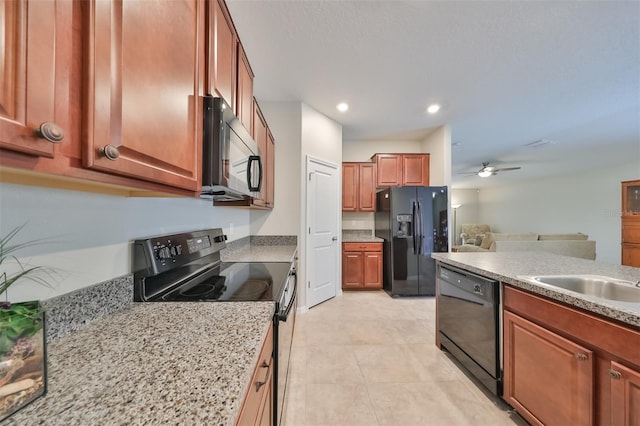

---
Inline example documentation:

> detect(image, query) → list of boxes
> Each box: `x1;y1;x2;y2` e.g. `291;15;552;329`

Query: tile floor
283;290;526;426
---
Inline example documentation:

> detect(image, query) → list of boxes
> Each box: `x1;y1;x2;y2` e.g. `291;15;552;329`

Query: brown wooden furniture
622;180;640;267
342;163;376;212
236;43;254;135
207;0;237;110
371;154;430;187
342;242;383;290
504;285;640;426
236;326;273;426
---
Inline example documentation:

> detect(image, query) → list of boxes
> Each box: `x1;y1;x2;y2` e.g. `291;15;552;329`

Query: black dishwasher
437;263;501;396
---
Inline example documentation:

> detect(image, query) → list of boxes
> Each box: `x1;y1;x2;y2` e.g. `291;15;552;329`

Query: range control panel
134;228;228;277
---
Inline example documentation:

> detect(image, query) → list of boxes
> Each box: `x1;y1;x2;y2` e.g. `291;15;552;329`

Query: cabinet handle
255;359;270;391
576;353;588;361
609;369;622;380
99;145;120;160
35;122;64;143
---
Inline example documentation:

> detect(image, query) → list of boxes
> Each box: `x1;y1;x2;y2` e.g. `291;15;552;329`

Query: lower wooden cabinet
503;286;640;426
342;242;382;290
503;310;594;426
236;326;273;426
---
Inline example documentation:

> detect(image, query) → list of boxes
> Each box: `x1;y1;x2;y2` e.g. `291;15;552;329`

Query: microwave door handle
247;155;262;192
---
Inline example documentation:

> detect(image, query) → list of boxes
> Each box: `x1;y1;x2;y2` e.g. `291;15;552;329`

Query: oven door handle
277;272;297;322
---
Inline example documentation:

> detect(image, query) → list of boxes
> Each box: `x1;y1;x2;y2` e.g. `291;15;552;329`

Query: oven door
274;266;296;426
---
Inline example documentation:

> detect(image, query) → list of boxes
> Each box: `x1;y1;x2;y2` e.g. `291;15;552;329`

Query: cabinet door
622;180;640;217
342;251;364;289
504;310;594;426
363;251;382;288
622;244;640;268
358;163;376;212
610;361;640;426
375;154;402;187
402;154;430;186
84;0;204;191
1;0;71;158
266;130;275;208
342;163;358;211
207;0;237;109
236;43;254;134
252;99;267;207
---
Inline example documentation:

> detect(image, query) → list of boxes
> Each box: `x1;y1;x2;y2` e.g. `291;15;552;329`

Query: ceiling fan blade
493;167;521;172
457;171;481;175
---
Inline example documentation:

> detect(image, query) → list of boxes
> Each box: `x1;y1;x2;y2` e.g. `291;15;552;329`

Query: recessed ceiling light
427;104;440;114
336;103;349;112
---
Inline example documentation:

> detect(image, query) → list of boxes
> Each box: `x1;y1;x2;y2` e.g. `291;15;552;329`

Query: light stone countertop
342;230;384;243
5;302;275;425
432;252;640;327
221;245;297;263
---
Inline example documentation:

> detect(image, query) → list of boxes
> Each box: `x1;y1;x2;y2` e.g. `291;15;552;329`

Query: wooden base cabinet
236;326;273;426
504;286;640;426
503;310;594;426
342;243;382;290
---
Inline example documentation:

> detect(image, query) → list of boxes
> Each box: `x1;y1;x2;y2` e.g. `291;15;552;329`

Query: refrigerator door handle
417;201;424;255
412;201;418;254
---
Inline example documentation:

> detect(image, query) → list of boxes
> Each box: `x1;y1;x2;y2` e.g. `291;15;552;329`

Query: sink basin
520;275;640;303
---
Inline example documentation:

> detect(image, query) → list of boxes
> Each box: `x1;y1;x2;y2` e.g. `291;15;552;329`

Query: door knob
332;237;337;241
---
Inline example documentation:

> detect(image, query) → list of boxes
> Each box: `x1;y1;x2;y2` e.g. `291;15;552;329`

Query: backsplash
42;275;132;342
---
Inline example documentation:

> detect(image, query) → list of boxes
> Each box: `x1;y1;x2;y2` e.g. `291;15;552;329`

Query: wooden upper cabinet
83;0;204;191
207;0;237;109
266;130;275;208
402;154;430;186
0;0;71;158
621;180;640;267
374;154;403;187
342;162;376;212
236;43;254;134
252;99;267;207
373;153;430;187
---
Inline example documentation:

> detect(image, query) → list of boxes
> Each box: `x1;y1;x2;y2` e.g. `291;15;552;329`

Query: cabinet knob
576;353;588;361
35;122;64;143
99;144;120;160
609;369;622;380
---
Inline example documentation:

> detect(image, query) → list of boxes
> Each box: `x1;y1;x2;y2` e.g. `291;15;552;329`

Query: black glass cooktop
156;262;291;302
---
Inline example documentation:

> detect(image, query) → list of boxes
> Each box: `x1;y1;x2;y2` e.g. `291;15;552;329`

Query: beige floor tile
283;294;519;426
305;344;364;384
305;383;378;426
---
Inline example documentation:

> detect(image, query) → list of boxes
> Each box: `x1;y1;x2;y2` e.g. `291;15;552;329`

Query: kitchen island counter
432;251;640;327
5;302;275;425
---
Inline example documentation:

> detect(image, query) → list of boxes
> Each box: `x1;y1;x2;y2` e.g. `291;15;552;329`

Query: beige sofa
456;232;596;260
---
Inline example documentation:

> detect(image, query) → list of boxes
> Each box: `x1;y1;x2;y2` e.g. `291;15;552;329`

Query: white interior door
306;156;340;308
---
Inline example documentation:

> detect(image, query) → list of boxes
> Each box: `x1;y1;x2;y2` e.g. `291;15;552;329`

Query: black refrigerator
375;186;448;296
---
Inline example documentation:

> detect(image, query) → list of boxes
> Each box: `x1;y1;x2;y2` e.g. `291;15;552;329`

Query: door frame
304;155;341;310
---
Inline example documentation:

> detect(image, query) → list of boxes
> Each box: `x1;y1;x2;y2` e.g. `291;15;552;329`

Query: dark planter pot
0;301;46;421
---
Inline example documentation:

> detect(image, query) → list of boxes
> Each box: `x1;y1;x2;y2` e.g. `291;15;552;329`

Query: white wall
0;183;250;301
477;161;639;264
250;102;302;236
421;125;452;187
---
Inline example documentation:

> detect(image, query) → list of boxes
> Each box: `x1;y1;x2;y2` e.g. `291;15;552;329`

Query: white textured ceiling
227;0;640;188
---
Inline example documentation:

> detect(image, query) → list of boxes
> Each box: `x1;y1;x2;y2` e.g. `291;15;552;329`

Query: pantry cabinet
342;243;383;290
83;0;204;191
372;154;430;187
621;180;640;267
236;326;273;426
0;0;72;158
207;0;237;109
504;285;640;426
342;163;376;212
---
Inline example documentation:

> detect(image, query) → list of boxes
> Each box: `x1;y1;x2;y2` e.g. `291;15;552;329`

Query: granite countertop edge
432;252;640;328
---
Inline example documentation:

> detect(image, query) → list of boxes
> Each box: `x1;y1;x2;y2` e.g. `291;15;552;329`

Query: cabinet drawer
237;326;273;426
622;222;640;243
343;242;382;252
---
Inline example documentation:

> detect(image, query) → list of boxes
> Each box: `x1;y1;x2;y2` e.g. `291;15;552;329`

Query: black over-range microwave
201;96;262;201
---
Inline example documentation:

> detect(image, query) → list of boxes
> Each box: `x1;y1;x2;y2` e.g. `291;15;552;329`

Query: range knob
214;235;228;243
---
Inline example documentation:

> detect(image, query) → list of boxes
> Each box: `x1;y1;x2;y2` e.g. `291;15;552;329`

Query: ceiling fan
459;162;522;178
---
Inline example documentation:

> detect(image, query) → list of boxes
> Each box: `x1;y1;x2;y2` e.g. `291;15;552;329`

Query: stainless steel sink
519;275;640;302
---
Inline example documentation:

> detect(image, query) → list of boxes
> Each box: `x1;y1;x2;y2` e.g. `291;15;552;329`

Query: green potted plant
0;225;54;420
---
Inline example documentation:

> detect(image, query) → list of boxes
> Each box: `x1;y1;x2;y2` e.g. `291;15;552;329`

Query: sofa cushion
538;233;588;240
480;232;539;250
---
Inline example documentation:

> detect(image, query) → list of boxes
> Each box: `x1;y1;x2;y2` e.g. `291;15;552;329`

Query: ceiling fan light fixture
478;170;493;178
336;102;349;112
